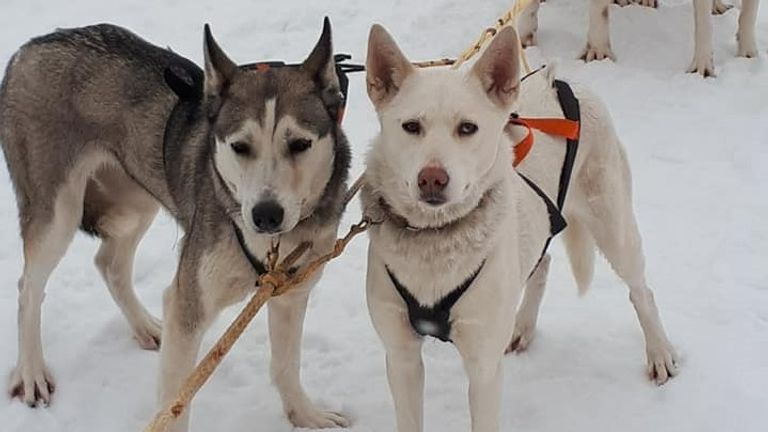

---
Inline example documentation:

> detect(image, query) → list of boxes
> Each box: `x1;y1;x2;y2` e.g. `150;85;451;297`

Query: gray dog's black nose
251;201;284;233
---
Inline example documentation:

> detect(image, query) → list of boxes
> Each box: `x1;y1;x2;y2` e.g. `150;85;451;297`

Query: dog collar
231;222;298;281
374;192;493;233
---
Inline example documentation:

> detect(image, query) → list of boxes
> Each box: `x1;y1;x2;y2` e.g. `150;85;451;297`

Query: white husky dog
361;24;678;432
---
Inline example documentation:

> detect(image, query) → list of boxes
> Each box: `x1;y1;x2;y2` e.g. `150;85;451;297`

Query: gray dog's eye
288;138;312;155
230;141;251;156
457;121;478;137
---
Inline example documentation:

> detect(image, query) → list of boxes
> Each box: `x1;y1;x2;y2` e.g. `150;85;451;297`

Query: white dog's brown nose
418;166;449;205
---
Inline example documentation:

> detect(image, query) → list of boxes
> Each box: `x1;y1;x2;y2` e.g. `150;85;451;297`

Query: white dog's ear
366;24;414;108
471;26;521;108
203;24;237;99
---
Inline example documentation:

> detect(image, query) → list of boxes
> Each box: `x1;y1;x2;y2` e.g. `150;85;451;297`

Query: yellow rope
452;0;535;72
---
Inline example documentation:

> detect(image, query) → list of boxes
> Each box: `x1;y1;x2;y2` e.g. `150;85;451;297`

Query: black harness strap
519;173;567;278
519;79;581;278
553;79;581;210
231;223;299;281
386;261;486;342
232;222;268;276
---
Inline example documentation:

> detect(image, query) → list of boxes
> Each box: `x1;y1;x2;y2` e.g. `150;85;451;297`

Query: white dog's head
365;24;521;228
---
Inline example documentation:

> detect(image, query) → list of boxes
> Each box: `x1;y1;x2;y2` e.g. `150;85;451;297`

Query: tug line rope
144;2;535;430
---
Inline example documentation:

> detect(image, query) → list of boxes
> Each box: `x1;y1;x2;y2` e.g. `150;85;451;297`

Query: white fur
363;25;678;432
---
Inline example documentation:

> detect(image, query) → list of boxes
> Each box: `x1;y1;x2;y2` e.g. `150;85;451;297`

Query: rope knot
258;272;291;296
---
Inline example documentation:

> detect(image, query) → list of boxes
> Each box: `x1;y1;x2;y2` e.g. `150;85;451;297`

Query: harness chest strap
386;261;486;343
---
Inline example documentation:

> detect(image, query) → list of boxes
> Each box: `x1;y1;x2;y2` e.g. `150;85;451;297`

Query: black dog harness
386;78;581;343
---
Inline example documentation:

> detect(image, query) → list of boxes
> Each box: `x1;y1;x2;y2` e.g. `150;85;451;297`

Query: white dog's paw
687;54;716;77
506;321;537;354
287;404;350;429
737;32;759;58
132;314;162;350
645;342;679;385
9;362;55;407
521;31;538;48
711;0;733;15
517;4;539;48
580;43;616;62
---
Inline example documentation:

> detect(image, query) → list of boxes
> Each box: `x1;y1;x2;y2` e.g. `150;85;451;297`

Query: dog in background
518;0;761;76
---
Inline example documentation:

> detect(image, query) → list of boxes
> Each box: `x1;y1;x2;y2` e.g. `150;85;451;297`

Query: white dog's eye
288;138;312;155
402;120;422;135
230;141;251;156
457;121;478;137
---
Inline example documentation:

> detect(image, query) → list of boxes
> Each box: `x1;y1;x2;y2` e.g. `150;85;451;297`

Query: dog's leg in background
581;0;616;62
580;143;678;385
737;0;759;58
518;0;541;48
93;175;162;350
689;0;716;76
95;213;161;349
507;254;551;353
268;282;350;428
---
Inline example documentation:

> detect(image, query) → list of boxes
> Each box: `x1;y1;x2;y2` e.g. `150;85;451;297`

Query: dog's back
0;24;188;225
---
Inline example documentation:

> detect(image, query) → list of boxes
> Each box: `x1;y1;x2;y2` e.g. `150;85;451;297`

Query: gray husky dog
0;19;350;430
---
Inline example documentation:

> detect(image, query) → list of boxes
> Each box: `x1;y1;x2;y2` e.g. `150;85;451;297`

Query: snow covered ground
0;0;766;430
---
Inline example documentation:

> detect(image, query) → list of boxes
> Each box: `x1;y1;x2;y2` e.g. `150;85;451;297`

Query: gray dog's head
205;19;343;235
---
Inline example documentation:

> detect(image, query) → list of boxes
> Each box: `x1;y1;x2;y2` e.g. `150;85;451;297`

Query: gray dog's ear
203;24;237;99
366;24;414;109
471;26;521;108
303;17;340;99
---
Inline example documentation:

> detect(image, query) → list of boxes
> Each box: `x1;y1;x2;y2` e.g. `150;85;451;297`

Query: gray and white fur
0;20;350;430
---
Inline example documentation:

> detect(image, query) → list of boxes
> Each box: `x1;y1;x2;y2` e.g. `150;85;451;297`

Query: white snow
0;0;767;431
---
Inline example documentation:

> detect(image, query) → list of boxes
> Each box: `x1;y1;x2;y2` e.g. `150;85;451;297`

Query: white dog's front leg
367;251;425;432
581;0;616;62
689;0;716;76
386;340;425;432
458;351;503;432
158;282;208;432
268;284;349;429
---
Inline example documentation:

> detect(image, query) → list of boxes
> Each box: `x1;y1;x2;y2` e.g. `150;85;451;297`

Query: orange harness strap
510;117;580;167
